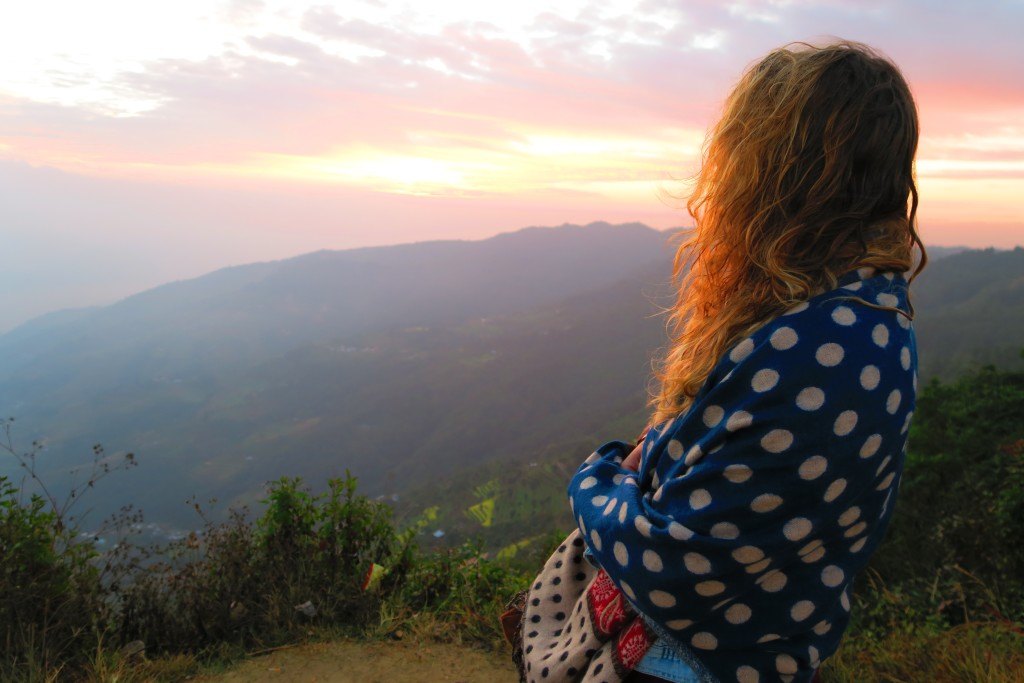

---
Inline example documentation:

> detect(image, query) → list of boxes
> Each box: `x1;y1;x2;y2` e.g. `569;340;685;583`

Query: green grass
4;360;1024;681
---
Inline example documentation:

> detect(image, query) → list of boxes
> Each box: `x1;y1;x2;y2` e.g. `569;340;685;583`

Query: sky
1;0;1022;331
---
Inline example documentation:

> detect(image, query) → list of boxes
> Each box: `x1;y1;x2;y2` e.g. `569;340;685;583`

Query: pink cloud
0;0;1020;332
1;0;1019;179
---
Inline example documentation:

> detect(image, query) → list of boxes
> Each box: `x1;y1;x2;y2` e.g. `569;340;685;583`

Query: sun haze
1;1;1021;329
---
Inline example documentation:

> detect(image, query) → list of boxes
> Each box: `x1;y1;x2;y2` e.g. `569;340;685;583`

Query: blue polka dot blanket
513;266;917;683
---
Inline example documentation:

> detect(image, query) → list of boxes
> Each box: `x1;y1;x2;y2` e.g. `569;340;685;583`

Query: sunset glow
1;0;1022;329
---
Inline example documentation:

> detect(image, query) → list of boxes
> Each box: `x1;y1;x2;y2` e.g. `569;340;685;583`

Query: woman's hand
621;425;650;472
622;440;643;472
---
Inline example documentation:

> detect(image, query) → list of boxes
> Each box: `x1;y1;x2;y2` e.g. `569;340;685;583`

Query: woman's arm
567;303;912;643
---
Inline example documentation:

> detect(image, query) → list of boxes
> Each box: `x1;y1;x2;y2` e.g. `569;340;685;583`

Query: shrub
2;361;1024;680
383;540;530;647
116;473;399;655
0;419;137;679
0;476;107;675
866;363;1024;625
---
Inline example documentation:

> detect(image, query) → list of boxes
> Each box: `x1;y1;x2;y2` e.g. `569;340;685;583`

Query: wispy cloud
3;1;1022;184
0;0;1021;327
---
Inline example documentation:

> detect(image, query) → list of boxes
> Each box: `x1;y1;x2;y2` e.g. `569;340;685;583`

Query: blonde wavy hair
646;38;927;430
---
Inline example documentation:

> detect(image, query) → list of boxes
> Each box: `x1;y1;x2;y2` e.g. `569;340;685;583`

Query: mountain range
0;222;1020;532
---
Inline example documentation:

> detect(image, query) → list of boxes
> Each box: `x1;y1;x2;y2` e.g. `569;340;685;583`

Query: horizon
0;219;1002;336
2;1;1022;330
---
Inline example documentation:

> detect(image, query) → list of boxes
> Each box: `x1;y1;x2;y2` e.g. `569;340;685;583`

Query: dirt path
197;639;519;683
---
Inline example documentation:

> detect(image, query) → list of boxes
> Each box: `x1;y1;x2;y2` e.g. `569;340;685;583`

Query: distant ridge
0;222;1018;532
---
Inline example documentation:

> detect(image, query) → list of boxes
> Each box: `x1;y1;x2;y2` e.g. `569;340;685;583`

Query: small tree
0;418;137;676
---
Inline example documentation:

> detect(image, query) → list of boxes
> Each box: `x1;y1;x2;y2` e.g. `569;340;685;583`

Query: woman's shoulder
805;268;913;335
664;267;918;488
692;268;917;444
724;269;914;371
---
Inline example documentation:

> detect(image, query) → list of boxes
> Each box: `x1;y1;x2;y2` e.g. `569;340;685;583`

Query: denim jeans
583;547;700;683
632;639;702;683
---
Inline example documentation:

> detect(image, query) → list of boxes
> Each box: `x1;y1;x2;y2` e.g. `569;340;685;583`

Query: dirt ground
196;639;519;683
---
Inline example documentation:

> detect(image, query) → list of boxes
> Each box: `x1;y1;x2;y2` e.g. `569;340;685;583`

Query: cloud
0;0;1021;328
3;0;1022;185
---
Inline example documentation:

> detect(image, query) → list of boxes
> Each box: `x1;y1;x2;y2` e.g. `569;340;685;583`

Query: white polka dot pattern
726;410;754;431
696;580;725;596
703;405;725;427
783;517;812;541
770;326;799;350
859;434;882;458
751;368;780;392
796;387;825;411
724;463;752;483
876;292;899;307
707;522;738;540
823;478;847;502
872;323;889;347
650;590;676;608
860;365;881;390
815;343;845;366
643;549;663;572
761;429;794;452
691;631;718;649
613;541;629;566
776;653;798;674
821;565;845;587
732;545;764;564
799;455;827;480
560;266;916;683
726;602;752;624
833;410;858;436
730;338;755;362
831;306;856;325
737;665;760;682
684;552;711;574
790;600;815;621
689;488;712;509
751;493;783;512
668;521;694;540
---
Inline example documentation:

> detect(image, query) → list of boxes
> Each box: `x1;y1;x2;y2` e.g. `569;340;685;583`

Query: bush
0;419;138;679
865;363;1024;626
383;540;529;647
0;476;107;675
116;473;400;655
0;417;411;679
2;361;1024;680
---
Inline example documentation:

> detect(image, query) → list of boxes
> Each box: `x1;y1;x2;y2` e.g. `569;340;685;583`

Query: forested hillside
0;225;1020;533
912;246;1024;378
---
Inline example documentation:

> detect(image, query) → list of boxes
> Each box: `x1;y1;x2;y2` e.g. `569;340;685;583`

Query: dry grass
823;620;1024;683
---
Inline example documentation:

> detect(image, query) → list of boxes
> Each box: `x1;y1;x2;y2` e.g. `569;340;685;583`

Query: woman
528;39;925;683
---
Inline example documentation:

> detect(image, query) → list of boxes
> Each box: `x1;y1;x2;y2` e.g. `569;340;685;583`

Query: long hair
646;38;927;429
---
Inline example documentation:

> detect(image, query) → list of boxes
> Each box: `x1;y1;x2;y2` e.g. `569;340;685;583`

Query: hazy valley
1;222;1021;541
